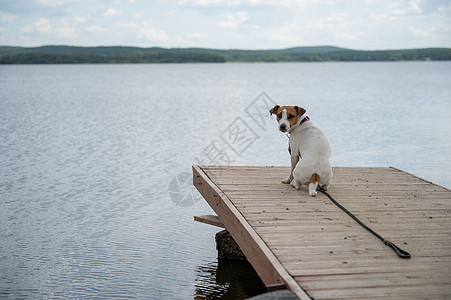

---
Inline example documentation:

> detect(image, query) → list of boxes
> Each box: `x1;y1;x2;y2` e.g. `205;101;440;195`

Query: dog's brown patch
269;105;280;115
310;173;320;184
269;105;306;127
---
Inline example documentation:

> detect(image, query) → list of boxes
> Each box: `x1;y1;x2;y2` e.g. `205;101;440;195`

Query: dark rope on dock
316;187;411;259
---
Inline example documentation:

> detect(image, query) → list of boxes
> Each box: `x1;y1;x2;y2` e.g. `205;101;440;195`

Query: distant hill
0;45;450;64
269;46;351;53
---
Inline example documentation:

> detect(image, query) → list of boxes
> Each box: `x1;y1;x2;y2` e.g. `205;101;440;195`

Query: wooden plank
192;165;312;300
297;272;451;289
285;258;451;277
390;166;451;192
305;285;451;300
193;214;225;228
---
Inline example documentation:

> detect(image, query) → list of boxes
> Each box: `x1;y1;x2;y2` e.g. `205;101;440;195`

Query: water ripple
1;62;450;299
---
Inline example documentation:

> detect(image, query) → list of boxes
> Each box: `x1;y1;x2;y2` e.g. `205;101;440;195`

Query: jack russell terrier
270;105;332;197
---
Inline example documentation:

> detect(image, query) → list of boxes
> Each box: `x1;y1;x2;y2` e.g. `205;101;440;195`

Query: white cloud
410;27;428;37
74;16;87;23
185;33;202;39
138;21;169;41
117;22;136;28
103;8;122;17
20;17;77;39
38;0;93;6
217;11;248;29
0;11;17;23
305;12;348;30
265;22;301;43
34;18;52;34
410;0;422;14
369;12;390;21
335;30;365;41
410;24;443;38
181;0;242;6
368;1;425;22
38;0;71;6
86;25;109;33
179;0;326;7
57;26;77;38
118;21;169;42
185;32;210;40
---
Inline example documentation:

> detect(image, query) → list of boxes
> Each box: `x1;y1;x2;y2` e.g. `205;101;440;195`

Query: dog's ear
269;105;280;115
294;106;306;116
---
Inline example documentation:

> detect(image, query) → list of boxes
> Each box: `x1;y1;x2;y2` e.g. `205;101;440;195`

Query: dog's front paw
282;177;292;184
291;180;301;190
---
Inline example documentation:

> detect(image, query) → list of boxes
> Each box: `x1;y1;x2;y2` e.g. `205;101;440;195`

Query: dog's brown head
270;105;306;133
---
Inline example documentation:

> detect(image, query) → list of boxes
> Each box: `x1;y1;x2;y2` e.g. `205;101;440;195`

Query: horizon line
1;44;451;52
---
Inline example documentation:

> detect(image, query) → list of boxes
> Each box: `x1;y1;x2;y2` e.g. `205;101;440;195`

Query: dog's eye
288;114;294;119
277;113;282;119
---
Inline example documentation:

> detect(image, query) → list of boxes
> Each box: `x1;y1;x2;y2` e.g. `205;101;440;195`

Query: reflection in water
195;259;266;299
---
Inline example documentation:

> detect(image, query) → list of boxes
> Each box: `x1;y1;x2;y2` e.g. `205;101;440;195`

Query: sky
0;0;450;50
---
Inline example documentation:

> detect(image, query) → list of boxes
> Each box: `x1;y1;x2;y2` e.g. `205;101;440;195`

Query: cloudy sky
0;0;450;50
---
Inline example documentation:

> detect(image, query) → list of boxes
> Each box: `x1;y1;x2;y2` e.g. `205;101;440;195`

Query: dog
270;105;332;196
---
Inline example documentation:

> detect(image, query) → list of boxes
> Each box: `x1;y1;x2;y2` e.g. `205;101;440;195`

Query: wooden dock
193;165;451;300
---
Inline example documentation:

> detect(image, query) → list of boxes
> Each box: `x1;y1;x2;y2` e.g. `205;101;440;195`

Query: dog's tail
309;173;320;197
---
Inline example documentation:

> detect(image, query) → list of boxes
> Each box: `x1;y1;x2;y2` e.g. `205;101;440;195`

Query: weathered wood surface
194;214;225;228
193;165;451;300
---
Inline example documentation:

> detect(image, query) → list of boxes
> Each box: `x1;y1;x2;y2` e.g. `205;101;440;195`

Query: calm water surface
1;62;450;299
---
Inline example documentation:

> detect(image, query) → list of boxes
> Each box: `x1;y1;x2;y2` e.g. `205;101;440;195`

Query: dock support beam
215;229;246;260
194;215;246;260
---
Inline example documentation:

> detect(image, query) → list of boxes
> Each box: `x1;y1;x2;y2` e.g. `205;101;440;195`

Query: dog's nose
279;124;287;132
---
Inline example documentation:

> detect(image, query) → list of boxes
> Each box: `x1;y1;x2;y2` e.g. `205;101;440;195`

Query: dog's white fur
272;106;332;196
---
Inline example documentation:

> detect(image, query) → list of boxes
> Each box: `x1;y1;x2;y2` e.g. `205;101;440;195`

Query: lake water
1;62;450;299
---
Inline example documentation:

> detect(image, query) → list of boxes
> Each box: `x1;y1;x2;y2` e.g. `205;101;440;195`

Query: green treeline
217;49;451;62
0;46;450;64
0;52;226;64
